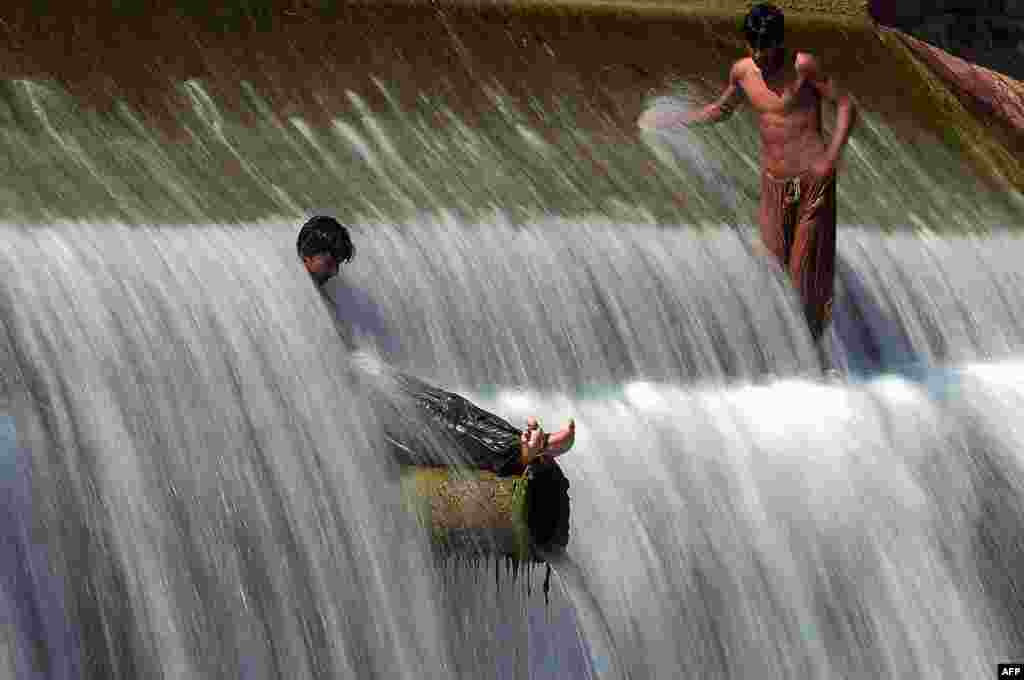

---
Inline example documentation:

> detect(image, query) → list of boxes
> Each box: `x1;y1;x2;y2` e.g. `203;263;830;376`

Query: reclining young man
297;215;575;475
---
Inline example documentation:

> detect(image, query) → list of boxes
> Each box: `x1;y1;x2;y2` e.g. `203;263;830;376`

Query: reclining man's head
297;215;355;286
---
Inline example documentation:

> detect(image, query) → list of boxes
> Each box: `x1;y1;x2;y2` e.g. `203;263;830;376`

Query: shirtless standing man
640;3;857;342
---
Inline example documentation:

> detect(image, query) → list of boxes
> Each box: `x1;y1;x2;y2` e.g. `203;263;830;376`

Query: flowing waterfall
1;9;1024;676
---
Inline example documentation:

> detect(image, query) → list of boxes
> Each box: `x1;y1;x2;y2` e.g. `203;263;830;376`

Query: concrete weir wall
0;0;1020;202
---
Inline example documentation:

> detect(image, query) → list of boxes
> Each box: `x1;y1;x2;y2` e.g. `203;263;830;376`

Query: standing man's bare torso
734;51;828;178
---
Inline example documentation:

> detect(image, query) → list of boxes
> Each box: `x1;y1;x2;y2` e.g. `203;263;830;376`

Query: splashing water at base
447;358;1024;679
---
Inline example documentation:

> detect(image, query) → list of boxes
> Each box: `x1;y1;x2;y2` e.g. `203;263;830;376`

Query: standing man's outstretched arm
637;63;746;130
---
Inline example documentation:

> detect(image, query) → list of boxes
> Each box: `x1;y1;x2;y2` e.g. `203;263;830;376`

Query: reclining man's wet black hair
744;3;785;50
296;215;355;262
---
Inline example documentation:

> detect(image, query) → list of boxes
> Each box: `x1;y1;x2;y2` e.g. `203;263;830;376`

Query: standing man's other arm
801;54;857;169
638;63;745;130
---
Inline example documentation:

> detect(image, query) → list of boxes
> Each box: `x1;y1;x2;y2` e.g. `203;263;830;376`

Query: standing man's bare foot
520;416;576;467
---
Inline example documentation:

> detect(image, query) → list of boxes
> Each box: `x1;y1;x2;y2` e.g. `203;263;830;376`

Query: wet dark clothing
391;372;525;475
322;287;524;474
759;168;837;340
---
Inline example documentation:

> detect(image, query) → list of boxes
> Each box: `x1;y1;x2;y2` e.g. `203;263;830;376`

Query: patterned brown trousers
759;169;838;341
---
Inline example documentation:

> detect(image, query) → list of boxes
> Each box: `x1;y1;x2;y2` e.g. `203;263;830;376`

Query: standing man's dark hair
297;215;355;287
743;3;785;50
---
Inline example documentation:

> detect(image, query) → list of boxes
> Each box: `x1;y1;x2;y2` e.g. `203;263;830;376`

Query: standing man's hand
809;154;837;182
